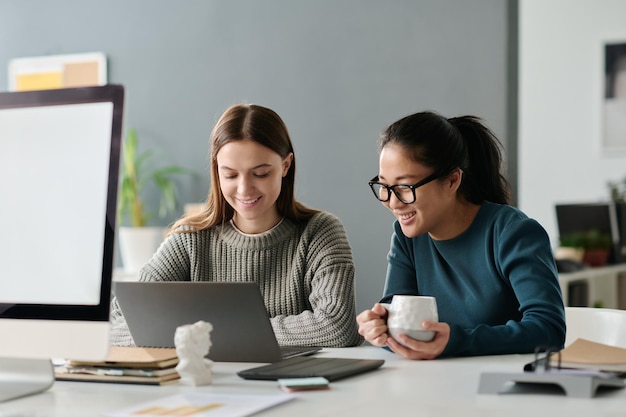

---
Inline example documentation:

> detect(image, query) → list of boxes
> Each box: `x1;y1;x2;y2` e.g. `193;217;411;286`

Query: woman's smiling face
378;143;458;239
217;139;292;234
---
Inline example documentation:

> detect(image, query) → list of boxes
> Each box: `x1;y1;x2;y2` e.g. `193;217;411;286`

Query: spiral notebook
114;282;320;363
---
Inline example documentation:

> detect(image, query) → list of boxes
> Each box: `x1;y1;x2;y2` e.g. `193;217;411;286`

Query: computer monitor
555;201;625;264
610;202;626;262
0;85;124;401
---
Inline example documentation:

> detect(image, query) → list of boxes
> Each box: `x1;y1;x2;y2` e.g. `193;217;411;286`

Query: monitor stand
0;357;54;402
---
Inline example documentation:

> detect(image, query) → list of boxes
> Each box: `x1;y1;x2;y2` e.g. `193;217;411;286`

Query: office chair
565;306;626;348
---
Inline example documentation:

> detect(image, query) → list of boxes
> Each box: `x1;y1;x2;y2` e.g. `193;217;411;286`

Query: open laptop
113;281;321;362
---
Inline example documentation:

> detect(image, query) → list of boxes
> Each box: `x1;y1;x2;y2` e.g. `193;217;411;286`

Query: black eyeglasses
368;171;449;204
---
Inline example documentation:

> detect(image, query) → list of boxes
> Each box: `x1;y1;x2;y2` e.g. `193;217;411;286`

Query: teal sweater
381;201;566;357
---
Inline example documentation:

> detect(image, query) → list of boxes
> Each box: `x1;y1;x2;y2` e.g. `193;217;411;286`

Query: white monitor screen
1;102;112;305
0;85;124;361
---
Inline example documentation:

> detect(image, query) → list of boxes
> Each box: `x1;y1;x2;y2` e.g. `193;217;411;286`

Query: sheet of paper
103;393;295;417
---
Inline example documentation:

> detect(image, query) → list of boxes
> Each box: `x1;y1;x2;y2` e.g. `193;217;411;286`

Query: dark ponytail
379;111;511;205
448;116;511;205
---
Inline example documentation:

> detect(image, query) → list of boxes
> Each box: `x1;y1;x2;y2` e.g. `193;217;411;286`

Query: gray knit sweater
110;211;363;347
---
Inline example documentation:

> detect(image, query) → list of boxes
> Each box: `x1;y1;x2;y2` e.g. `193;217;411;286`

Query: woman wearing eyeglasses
356;111;565;359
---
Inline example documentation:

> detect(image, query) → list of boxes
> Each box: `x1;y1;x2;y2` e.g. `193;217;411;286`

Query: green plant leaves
559;229;613;250
117;128;197;227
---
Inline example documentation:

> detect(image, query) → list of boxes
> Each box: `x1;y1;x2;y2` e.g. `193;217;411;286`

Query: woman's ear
448;168;463;191
282;153;294;177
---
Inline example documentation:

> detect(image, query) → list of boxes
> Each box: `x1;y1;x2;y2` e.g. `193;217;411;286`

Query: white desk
1;347;626;417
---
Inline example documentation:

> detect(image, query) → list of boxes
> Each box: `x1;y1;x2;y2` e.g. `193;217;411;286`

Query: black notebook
237;356;385;381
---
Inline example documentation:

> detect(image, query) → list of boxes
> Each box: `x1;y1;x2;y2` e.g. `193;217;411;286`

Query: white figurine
174;320;214;386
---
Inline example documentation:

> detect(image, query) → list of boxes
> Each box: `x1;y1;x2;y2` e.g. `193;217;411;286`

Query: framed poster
603;42;626;152
8;52;106;92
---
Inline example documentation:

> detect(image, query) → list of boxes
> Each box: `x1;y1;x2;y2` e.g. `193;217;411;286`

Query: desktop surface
2;347;626;417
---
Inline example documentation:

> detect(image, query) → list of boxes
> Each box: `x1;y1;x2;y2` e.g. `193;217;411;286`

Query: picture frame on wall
603;42;626;153
8;52;107;92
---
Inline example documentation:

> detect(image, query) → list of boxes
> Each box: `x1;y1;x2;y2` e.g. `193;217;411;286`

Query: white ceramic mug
381;295;438;345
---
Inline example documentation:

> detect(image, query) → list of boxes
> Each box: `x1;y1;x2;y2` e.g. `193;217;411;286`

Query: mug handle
378;303;391;321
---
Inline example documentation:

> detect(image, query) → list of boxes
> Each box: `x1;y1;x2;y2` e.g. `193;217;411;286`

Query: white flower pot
118;227;166;273
554;246;585;263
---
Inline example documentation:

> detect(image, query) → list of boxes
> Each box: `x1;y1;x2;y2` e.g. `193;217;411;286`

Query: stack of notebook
55;346;180;385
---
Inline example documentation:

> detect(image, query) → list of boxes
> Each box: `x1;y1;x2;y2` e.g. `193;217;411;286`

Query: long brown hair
171;104;318;233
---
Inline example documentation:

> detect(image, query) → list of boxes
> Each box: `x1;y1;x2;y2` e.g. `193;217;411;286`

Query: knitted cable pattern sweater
110;211;363;347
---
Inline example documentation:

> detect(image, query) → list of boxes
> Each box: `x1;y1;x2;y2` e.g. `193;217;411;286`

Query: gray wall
0;0;511;313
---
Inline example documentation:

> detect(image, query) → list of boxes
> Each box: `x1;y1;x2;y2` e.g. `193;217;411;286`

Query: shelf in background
112;269;140;282
559;263;626;309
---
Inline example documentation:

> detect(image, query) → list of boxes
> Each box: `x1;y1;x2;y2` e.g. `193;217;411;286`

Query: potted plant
559;229;613;267
117;128;196;273
608;177;626;202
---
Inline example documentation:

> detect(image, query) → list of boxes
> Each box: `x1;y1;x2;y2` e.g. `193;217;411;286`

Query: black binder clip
523;345;561;373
